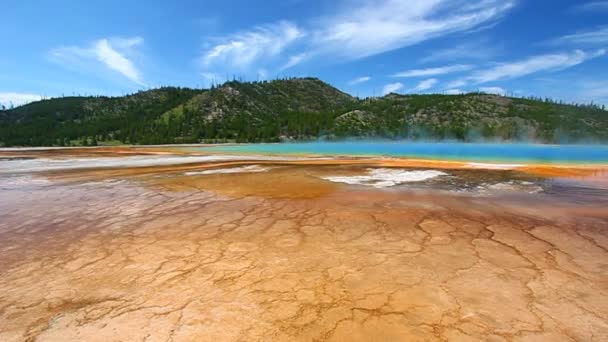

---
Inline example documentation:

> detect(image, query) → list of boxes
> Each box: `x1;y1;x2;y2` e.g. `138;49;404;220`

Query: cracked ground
0;159;607;341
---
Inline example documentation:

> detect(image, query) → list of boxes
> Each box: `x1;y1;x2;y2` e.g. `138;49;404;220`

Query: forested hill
1;77;607;146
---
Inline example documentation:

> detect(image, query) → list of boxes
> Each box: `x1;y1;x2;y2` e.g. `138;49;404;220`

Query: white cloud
445;88;465;94
479;86;507;96
577;80;608;102
201;21;305;70
201;72;220;80
348;76;371;85
420;40;501;63
412;78;438;91
447;79;468;88
279;53;308;71
110;37;144;50
0;93;43;108
393;64;473;77
195;1;515;75
257;69;269;79
49;37;145;86
572;1;608;12
382;82;404;95
469;49;606;83
553;80;608;107
200;72;225;86
552;26;608;46
94;39;143;85
315;0;516;59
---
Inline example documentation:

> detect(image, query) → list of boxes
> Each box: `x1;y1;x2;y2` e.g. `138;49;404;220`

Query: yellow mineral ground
0;149;607;341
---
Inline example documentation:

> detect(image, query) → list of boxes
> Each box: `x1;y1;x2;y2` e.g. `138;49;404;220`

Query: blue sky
1;0;608;107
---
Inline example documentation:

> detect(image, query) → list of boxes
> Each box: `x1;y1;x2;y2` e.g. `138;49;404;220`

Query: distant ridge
1;77;607;146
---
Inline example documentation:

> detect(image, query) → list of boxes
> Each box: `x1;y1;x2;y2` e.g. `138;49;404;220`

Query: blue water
185;142;608;164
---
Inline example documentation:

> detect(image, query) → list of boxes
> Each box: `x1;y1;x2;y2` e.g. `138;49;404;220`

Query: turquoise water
185;142;608;164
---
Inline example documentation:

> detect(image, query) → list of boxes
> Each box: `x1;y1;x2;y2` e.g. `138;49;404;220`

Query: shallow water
0;147;607;341
184;141;608;164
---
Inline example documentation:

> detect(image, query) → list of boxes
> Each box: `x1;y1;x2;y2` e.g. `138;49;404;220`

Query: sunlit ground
0;146;607;341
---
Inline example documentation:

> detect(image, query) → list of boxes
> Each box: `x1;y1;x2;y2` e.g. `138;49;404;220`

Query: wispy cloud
201;21;304;71
447;79;468;88
566;80;608;106
552;26;608;46
196;1;516;76
0;92;42;108
420;40;502;63
412;78;438;91
468;49;606;83
382;82;404;95
314;0;516;59
393;64;473;77
583;82;608;100
348;76;371;85
445;88;465;95
572;1;608;12
200;72;225;86
279;53;309;71
94;39;143;85
49;37;145;86
479;86;507;96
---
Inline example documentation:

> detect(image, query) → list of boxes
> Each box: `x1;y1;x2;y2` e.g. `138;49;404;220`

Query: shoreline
1;145;607;178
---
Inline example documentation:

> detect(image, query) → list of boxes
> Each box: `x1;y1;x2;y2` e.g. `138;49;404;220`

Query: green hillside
1;77;606;146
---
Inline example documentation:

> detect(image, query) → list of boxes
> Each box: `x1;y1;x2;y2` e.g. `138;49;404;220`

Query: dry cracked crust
0;170;607;342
